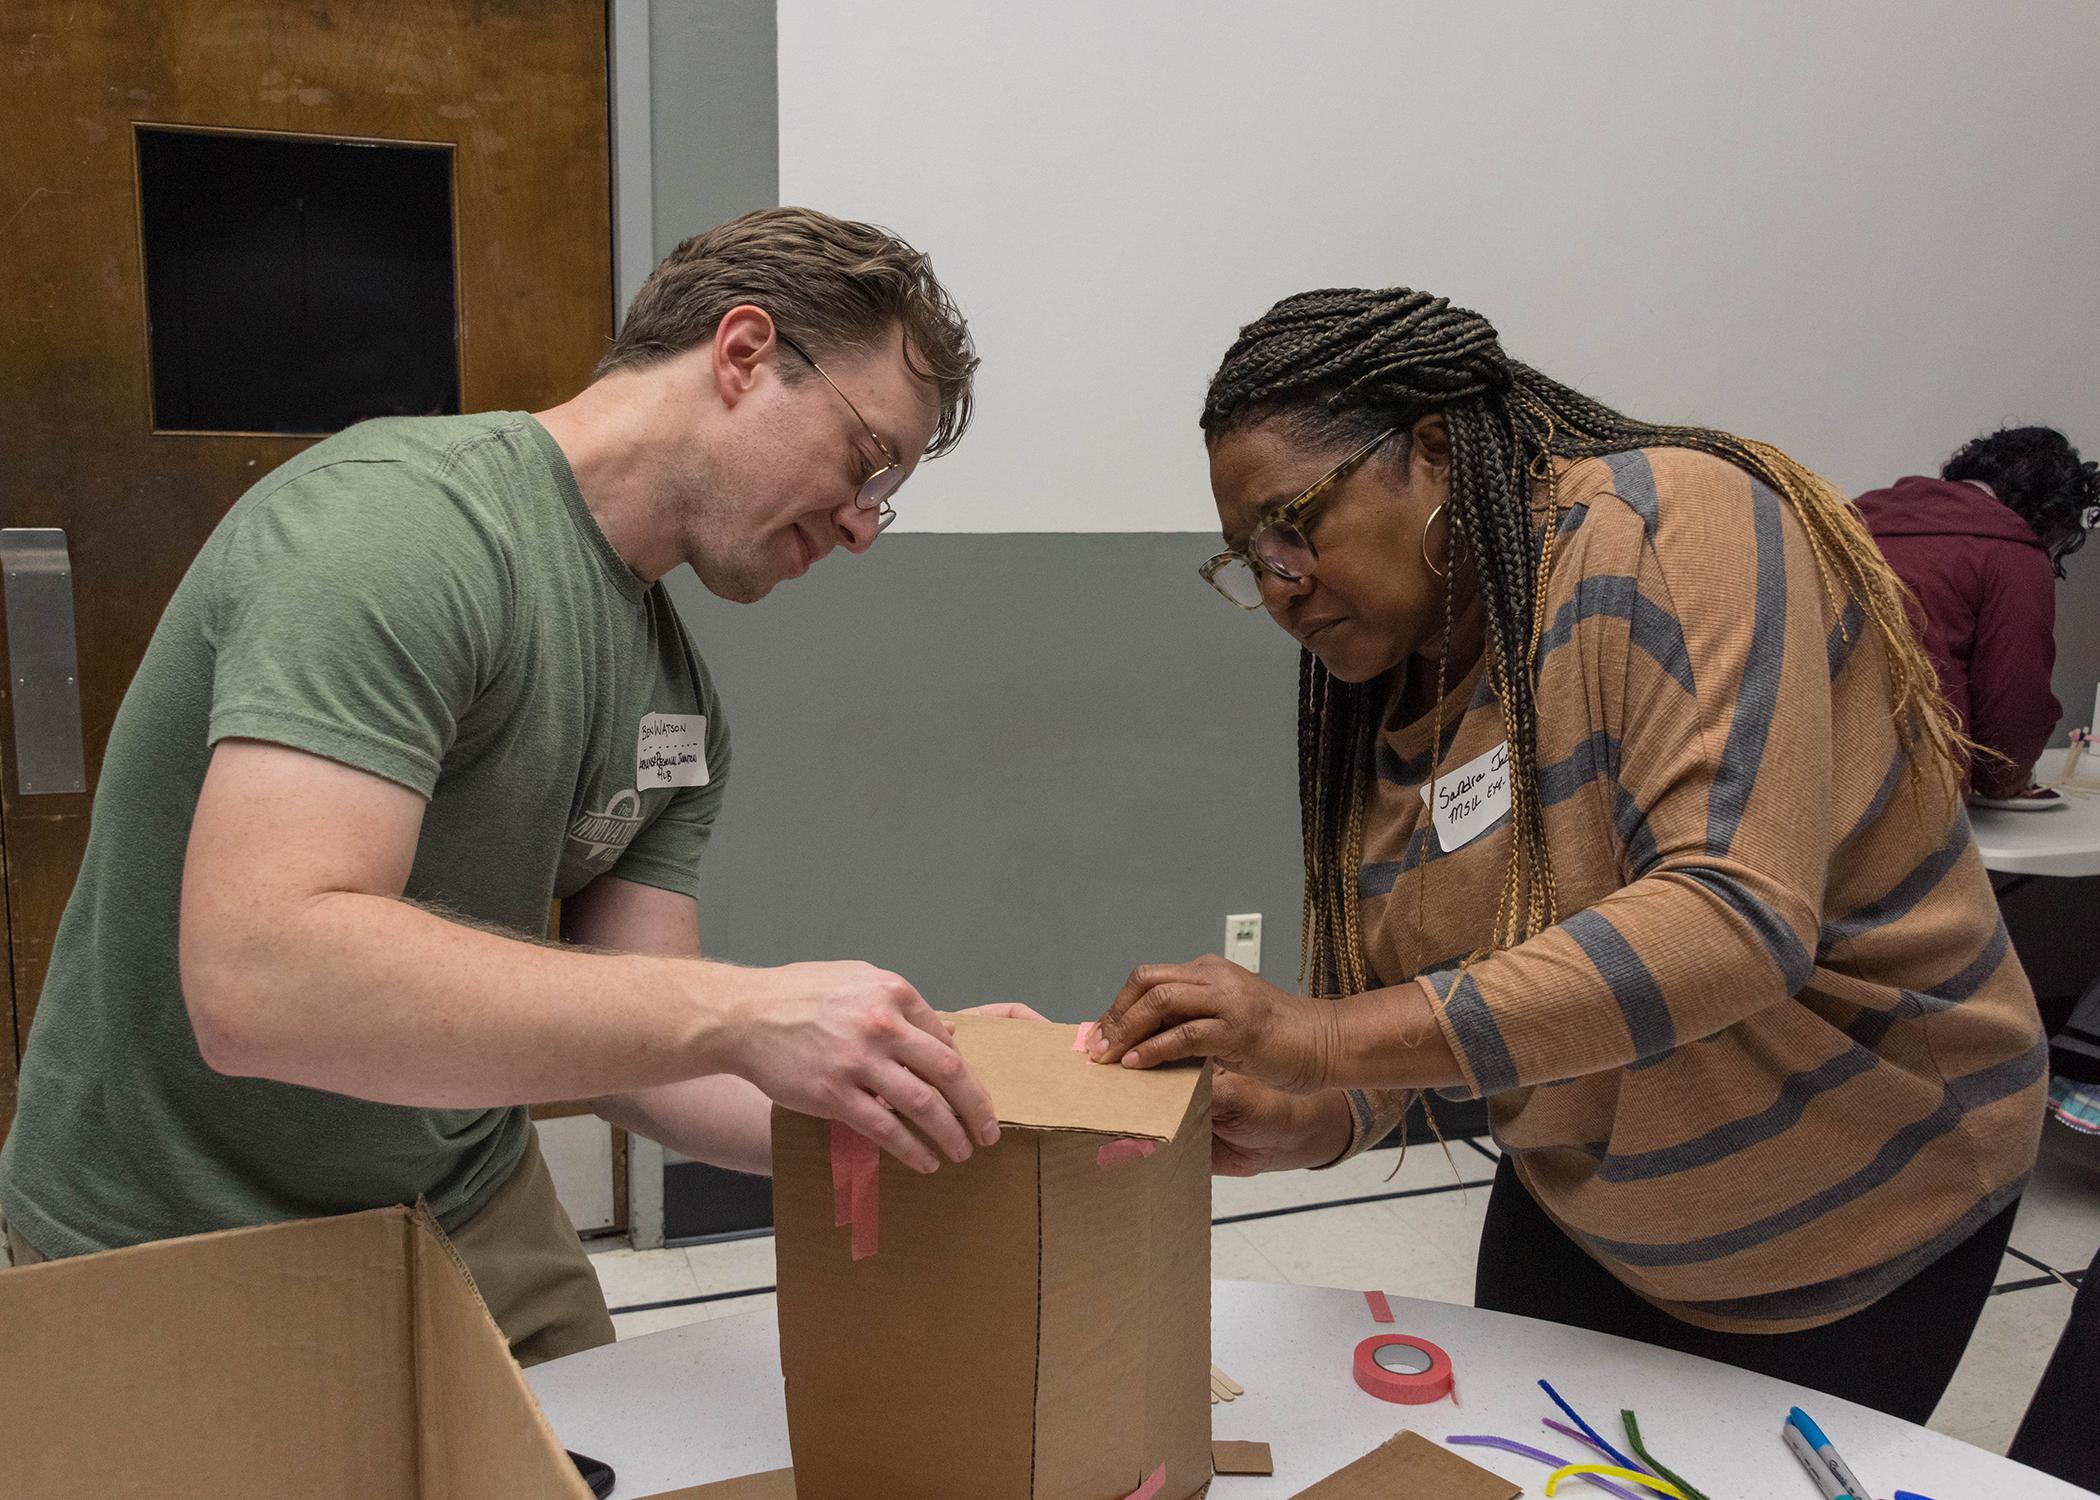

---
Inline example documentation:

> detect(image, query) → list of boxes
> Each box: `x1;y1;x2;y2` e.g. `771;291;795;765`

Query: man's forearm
594;1074;775;1176
185;891;753;1108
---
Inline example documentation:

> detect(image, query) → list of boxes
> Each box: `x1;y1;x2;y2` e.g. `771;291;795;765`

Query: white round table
1972;795;2100;878
527;1280;2090;1500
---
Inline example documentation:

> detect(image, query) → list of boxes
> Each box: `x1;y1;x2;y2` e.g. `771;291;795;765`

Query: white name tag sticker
637;712;709;789
1421;740;1511;852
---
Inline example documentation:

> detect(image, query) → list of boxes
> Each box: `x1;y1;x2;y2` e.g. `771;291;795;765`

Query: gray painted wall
648;0;778;259
612;0;780;319
2050;572;2099;745
663;536;1307;1022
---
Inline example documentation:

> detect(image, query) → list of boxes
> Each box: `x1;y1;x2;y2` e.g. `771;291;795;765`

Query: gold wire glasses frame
1199;426;1400;608
776;331;903;532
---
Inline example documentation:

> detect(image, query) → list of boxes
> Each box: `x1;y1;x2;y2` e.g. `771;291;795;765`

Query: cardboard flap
408;1207;596;1500
946;1014;1205;1141
0;1206;421;1499
0;1204;592;1500
1288;1431;1519;1499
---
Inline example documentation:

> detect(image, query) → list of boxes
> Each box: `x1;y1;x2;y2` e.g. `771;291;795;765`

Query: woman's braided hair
1202;288;1963;999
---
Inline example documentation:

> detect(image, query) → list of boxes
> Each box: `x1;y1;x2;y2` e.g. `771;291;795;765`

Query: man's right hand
719;961;1002;1174
1212;1071;1354;1176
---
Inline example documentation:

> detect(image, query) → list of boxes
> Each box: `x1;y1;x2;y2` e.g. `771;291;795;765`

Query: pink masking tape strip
848;1133;880;1261
1122;1463;1166;1500
829;1122;881;1260
1365;1289;1395;1323
1096;1138;1157;1168
1073;1021;1095;1052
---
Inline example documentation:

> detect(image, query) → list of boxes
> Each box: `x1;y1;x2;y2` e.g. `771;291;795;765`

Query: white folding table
528;1279;2089;1499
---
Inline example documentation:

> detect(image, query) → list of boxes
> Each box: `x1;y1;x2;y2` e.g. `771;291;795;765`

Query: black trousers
2007;1243;2099;1491
1474;1156;2017;1423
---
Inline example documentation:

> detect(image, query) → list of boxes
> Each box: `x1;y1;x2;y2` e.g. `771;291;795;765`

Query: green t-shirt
0;413;730;1257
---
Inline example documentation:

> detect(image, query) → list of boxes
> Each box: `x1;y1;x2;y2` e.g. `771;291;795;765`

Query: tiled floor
590;1124;2098;1458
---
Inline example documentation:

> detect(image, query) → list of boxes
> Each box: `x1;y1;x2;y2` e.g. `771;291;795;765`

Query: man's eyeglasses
1199;427;1398;608
777;331;902;533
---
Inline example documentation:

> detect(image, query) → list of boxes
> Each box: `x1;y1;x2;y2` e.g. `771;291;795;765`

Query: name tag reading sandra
1420;740;1510;852
637;712;709;789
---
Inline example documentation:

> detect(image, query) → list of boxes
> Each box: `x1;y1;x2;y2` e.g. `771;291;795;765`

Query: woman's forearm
1324;979;1468;1091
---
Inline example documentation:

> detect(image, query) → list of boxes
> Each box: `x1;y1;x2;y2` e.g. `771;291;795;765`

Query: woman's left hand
1086;955;1341;1093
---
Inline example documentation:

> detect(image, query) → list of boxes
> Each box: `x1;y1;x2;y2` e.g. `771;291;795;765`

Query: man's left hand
1086;955;1341;1093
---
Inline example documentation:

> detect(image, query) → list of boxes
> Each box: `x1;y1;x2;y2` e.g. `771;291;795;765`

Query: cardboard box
0;1204;592;1500
772;1015;1213;1500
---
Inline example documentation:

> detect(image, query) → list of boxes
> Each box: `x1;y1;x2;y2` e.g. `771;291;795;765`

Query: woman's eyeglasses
1199;428;1398;608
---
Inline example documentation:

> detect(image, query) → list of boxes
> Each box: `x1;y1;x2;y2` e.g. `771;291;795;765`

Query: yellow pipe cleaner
1543;1464;1687;1499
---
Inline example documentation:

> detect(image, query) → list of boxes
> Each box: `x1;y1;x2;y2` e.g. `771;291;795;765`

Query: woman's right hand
1212;1070;1354;1176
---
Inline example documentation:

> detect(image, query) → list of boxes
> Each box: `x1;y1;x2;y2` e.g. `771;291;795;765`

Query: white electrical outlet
1225;913;1262;973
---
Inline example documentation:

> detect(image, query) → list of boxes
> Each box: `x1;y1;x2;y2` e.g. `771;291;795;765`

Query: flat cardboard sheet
947;1013;1204;1140
1212;1440;1275;1475
1288;1431;1520;1499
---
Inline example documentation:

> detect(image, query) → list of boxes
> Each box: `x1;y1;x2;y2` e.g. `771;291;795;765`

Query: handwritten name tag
1420;740;1510;852
637;712;709;789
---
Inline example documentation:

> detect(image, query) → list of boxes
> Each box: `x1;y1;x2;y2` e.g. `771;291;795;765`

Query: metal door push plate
0;527;87;796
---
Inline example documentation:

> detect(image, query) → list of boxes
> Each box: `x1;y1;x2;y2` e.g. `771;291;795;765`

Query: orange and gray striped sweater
1343;446;2046;1333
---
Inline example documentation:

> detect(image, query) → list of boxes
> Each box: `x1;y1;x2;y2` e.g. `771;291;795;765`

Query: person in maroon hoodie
1857;426;2099;799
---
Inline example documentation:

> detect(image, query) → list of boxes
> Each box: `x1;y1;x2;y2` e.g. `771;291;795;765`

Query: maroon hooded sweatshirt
1856;475;2061;797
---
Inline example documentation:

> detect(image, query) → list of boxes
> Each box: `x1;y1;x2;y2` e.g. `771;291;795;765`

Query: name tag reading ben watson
637;712;709;789
1420;740;1510;852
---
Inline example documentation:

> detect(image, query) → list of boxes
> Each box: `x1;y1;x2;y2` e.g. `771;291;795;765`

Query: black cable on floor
609;1283;777;1316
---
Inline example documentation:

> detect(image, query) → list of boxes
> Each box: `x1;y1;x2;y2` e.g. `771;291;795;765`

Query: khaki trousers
0;1128;614;1368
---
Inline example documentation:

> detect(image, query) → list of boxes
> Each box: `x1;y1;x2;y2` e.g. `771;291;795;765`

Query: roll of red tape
1351;1333;1454;1405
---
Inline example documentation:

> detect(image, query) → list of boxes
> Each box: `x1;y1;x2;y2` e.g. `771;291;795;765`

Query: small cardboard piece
1287;1431;1520;1499
773;1015;1213;1500
1211;1439;1275;1475
0;1204;592;1499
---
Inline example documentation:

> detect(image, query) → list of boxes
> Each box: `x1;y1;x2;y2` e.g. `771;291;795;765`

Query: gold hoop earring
1421;501;1448;580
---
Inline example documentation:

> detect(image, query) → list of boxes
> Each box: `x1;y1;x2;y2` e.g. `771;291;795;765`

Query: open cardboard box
772;1014;1214;1500
0;1203;592;1500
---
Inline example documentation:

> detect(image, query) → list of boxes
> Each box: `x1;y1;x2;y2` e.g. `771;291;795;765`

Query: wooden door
0;2;612;1142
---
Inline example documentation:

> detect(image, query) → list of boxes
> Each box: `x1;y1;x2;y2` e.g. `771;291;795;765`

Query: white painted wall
778;1;2100;534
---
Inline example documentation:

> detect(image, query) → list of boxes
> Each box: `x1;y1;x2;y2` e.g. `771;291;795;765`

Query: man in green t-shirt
0;208;1012;1363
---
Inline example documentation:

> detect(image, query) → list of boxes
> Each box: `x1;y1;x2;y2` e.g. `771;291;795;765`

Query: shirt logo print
567;788;644;864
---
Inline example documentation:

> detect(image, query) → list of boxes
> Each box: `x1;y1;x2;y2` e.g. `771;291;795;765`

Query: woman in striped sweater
1088;288;2047;1420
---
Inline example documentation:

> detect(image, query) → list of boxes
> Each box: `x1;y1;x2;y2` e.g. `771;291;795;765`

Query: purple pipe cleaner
1446;1435;1648;1500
